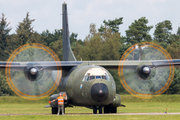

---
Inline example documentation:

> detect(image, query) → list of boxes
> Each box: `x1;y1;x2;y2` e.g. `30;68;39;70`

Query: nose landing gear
93;106;102;114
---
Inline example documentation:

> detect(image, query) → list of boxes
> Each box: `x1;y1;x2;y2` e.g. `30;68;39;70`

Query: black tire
104;106;110;113
52;107;58;114
99;106;102;114
93;106;97;114
111;107;117;113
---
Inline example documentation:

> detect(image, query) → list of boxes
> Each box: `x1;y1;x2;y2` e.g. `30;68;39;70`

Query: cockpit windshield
102;76;106;79
82;68;110;81
83;75;109;81
96;76;101;79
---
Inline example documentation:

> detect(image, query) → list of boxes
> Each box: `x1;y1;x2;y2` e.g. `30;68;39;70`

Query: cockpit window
83;74;110;81
102;76;106;80
82;75;88;81
105;73;110;81
85;76;95;81
96;76;101;79
89;76;95;80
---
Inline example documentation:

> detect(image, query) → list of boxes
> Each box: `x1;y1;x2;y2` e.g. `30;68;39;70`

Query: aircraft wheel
111;107;117;113
93;106;97;114
52;107;58;114
104;106;110;113
98;106;102;114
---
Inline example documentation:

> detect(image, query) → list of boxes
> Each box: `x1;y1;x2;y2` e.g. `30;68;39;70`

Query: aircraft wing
88;59;180;69
1;59;180;71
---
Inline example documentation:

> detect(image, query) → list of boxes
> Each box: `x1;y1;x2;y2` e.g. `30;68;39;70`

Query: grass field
1;95;180;120
1;115;180;120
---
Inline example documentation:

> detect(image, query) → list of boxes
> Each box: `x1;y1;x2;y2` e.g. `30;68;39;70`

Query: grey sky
0;0;180;40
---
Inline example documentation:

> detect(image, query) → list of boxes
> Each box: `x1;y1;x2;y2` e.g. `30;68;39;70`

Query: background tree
16;12;35;45
98;17;123;33
100;27;121;60
80;24;102;60
166;43;180;59
126;17;153;45
126;17;153;60
9;12;44;51
70;32;83;60
41;29;61;46
165;68;180;94
49;30;63;60
154;20;172;46
0;14;12;61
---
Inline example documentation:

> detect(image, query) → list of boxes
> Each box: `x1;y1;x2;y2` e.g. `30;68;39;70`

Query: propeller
6;43;62;100
119;42;174;99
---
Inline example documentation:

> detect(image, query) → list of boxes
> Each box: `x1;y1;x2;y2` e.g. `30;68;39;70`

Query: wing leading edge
1;59;180;71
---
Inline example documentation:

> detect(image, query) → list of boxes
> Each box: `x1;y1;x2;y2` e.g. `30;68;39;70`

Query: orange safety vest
58;96;64;105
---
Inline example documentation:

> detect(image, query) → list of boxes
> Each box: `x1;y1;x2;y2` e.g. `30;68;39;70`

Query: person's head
59;93;62;96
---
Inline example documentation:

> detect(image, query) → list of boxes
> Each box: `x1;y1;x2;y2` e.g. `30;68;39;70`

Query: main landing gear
93;106;117;114
104;105;117;113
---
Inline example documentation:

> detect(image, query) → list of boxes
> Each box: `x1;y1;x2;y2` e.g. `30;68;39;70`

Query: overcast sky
0;0;180;40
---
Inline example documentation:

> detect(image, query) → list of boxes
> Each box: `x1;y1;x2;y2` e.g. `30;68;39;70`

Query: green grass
1;102;179;114
121;94;180;102
1;115;180;120
0;96;50;104
1;94;180;104
1;95;180;120
119;102;180;113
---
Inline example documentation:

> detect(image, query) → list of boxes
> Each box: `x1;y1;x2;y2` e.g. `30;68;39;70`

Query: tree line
1;13;180;96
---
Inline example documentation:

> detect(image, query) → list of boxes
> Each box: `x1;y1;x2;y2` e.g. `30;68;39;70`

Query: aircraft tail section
62;3;77;61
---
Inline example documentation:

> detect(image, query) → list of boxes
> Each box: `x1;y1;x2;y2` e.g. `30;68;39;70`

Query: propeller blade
119;42;174;99
6;43;62;100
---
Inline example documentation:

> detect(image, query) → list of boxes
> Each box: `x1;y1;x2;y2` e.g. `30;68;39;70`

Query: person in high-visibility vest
50;93;67;115
57;93;64;115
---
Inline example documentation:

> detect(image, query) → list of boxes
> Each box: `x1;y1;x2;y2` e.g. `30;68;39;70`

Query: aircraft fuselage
58;65;117;106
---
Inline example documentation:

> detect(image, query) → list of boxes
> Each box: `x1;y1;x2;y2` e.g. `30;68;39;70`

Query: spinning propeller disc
118;42;174;99
6;43;62;100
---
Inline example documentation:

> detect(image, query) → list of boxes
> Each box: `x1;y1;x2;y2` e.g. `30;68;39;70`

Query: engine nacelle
24;65;42;82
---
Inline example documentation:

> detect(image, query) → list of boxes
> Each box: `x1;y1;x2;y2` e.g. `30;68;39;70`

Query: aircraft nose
91;83;108;102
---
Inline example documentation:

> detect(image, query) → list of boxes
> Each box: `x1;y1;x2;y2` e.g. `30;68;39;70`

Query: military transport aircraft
0;3;180;114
